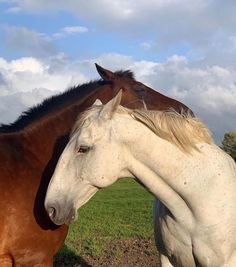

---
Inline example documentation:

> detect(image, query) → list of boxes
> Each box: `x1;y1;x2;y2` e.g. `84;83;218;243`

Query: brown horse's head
95;63;192;113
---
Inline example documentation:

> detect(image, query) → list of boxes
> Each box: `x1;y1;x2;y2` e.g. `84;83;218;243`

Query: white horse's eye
77;145;90;154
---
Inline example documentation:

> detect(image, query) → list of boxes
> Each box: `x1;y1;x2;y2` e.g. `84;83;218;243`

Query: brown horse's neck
14;90;108;229
20;93;101;167
21;109;73;164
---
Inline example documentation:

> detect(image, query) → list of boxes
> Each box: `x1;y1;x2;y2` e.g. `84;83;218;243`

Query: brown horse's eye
77;146;90;154
134;88;145;93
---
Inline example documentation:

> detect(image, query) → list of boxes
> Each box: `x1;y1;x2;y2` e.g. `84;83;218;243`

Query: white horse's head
44;91;133;225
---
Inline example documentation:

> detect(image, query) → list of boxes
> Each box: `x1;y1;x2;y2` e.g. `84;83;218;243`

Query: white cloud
9;57;44;74
0;55;89;123
52;26;88;40
95;53;133;70
62;26;88;34
140;42;153;51
0;88;54;124
6;6;21;13
0;55;90;94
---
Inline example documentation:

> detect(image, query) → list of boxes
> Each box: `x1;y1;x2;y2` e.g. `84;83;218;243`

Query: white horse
45;91;236;267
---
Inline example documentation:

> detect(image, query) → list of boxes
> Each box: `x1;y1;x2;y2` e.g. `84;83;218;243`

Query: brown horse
0;64;191;266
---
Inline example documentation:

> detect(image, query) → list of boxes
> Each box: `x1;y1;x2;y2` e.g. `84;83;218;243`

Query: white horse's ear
92;99;103;106
99;90;122;120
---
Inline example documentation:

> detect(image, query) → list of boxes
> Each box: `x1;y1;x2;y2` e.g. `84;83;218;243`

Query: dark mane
0;70;135;133
115;70;135;80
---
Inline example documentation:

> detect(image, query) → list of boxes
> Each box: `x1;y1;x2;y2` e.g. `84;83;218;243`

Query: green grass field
55;178;155;265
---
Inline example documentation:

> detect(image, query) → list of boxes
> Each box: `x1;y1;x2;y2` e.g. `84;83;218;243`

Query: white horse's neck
127;132;195;229
130;156;195;227
115;115;236;230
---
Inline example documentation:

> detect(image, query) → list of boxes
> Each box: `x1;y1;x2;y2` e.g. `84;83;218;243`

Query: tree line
221;132;236;161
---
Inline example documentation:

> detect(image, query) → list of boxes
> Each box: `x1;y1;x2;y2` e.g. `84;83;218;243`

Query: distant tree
221;131;236;161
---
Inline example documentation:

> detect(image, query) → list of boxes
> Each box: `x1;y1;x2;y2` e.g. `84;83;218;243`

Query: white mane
72;106;213;153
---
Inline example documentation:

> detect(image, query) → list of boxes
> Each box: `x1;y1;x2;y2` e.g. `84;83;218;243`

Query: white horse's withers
45;91;236;267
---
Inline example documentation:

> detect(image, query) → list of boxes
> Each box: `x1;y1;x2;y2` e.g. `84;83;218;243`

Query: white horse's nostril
48;207;56;219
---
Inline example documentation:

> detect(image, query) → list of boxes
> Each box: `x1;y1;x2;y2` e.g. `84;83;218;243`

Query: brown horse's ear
95;63;116;81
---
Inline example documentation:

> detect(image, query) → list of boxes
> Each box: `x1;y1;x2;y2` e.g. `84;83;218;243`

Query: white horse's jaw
75;184;99;210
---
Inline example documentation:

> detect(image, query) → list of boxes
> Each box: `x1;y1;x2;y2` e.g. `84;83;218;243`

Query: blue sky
0;1;194;61
0;1;191;62
0;0;236;143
